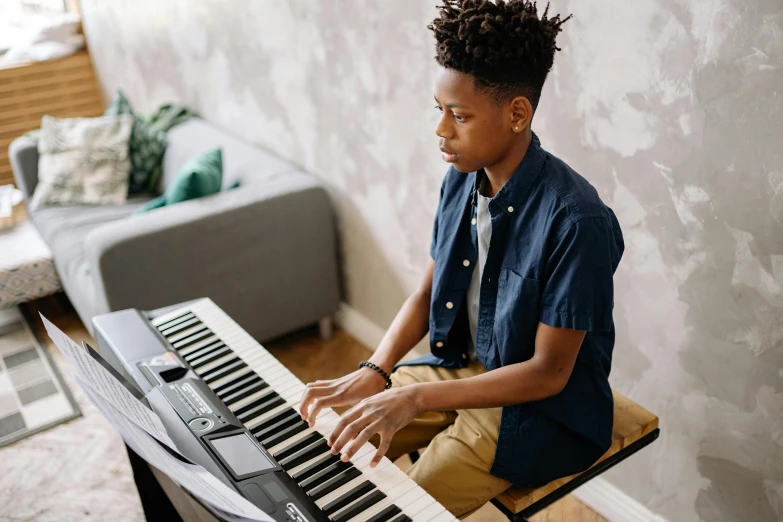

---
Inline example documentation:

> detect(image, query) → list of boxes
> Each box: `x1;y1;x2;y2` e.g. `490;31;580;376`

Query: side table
0;206;62;310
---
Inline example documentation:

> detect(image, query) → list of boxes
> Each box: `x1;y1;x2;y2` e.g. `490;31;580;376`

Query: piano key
189;345;233;368
195;353;241;376
403;494;435;519
178;335;221;357
236;394;285;420
172;328;213;349
159;316;200;336
252;410;302;439
322;480;376;516
227;386;276;411
412;502;445;522
310;469;364;502
279;440;331;470
207;366;255;391
166;324;209;344
272;431;322;460
382;480;417;508
296;457;349;489
215;373;262;399
388;515;412;522
153;311;195;329
203;360;248;384
363;503;402;522
394;487;428;510
261;419;309;448
222;380;270;406
332;490;386;522
183;340;227;363
429;511;457;522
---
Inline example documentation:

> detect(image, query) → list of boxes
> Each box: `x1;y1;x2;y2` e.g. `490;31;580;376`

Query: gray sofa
9;118;340;342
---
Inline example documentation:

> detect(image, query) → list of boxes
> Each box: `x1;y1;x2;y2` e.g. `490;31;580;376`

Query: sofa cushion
30;196;154;328
161;119;296;192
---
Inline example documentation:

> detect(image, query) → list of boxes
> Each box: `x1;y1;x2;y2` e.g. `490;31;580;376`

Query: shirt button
471;218;477;225
463;259;470;267
446;302;454;309
462;354;468;360
436;341;444;348
508;206;514;213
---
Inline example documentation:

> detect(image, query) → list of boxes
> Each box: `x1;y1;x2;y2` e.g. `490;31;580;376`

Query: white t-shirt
467;177;493;361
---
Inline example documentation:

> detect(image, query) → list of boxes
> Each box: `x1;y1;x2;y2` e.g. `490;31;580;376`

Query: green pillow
134;148;223;214
105;90;167;194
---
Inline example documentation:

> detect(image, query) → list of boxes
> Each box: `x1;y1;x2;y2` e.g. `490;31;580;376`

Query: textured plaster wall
80;1;783;520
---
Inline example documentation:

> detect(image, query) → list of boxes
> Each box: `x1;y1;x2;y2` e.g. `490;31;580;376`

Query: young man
300;0;624;517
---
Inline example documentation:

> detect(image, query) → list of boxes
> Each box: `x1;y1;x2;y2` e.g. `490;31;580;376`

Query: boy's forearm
368;289;431;375
411;360;564;412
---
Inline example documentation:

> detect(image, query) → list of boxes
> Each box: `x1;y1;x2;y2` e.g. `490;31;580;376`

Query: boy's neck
482;128;534;199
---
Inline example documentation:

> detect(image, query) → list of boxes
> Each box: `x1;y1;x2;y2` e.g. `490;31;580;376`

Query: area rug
0;307;80;447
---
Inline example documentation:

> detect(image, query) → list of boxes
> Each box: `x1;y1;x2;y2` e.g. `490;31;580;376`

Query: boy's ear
509;96;533;132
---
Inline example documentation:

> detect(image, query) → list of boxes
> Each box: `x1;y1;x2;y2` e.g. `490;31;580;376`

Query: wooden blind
0;50;105;187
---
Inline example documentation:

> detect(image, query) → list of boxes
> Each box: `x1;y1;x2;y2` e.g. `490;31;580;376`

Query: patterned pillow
104;90;167;194
30;115;134;210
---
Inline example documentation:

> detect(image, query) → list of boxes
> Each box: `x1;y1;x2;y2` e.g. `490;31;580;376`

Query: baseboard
572;477;667;522
335;302;667;522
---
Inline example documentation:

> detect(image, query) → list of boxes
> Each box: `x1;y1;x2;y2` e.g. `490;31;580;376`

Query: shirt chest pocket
493;268;541;364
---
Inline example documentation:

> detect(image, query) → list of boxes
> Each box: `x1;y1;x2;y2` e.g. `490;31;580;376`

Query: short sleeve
540;216;622;332
430;176;447;259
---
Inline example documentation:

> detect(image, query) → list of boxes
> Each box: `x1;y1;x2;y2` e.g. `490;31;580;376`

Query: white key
268;428;321;456
195;353;240;375
347;497;395;522
430;510;458;522
413;502;445;522
207;367;255;390
167;324;210;343
179;335;220;357
404;493;435;518
328;489;380;521
228;387;277;412
151;305;196;327
395;486;428;509
315;474;370;508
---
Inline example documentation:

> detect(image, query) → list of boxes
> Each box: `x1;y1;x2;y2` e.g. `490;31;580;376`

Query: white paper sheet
80;383;273;522
40;314;176;448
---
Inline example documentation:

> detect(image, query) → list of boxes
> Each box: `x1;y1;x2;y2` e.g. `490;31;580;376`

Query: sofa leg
319;317;333;340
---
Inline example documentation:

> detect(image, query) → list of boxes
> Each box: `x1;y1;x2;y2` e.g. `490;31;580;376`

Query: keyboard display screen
211;433;275;476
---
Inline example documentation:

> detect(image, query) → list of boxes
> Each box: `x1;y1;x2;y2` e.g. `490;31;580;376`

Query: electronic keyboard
92;298;456;522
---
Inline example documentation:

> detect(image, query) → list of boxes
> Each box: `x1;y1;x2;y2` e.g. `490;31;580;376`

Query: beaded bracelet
358;361;392;390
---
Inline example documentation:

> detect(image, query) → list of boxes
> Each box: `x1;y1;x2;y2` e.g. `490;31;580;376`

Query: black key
216;373;261;399
156;312;195;331
203;360;247;384
279;440;330;470
388;514;412;522
332;490;386;522
252;407;298;432
223;380;269;406
188;345;232;368
168;324;209;344
196;355;240;377
273;432;321;461
322;480;375;516
182;340;227;363
173;329;213;349
253;410;301;440
211;369;255;395
235;393;283;419
297;458;348;490
308;467;362;502
160;317;200;337
261;419;309;448
366;504;402;522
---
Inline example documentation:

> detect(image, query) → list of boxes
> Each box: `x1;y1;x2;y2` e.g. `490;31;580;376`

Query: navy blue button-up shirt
398;133;624;487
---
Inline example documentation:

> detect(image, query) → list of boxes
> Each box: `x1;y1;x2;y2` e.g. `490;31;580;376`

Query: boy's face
433;67;522;174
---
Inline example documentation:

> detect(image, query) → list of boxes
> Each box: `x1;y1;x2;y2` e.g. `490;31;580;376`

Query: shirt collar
470;132;547;213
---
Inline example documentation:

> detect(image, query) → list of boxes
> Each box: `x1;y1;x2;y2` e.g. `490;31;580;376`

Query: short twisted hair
428;0;571;110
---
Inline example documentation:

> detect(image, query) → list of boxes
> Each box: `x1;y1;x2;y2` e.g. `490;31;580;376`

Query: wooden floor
0;295;606;522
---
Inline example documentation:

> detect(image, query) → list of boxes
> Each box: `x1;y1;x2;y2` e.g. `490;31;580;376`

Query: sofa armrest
9;137;39;200
84;175;341;341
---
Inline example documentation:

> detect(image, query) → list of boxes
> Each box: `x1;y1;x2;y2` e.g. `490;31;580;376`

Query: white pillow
30;115;134;210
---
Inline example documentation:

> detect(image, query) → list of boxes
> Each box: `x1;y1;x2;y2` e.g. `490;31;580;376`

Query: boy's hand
299;368;388;426
327;385;422;468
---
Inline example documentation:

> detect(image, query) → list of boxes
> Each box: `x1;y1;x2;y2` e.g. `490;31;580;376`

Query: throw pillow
134;148;223;214
105;90;168;194
30;115;134;210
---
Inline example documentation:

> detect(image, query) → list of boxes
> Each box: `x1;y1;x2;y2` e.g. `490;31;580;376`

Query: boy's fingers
340;424;378;462
328;407;363;447
370;436;391;468
331;417;368;455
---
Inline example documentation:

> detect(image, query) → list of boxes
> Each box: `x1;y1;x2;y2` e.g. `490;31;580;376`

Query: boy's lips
439;147;458;163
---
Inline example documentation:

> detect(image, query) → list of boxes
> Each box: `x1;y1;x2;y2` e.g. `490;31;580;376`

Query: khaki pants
380;361;512;519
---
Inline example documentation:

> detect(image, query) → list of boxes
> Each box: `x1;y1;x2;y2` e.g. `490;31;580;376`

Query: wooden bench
490;391;659;521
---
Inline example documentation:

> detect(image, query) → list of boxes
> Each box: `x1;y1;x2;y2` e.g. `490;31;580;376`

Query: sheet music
40;314;176;448
81;383;274;522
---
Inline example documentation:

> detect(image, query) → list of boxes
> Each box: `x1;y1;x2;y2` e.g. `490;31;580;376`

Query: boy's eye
434;105;443;112
453;114;467;122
